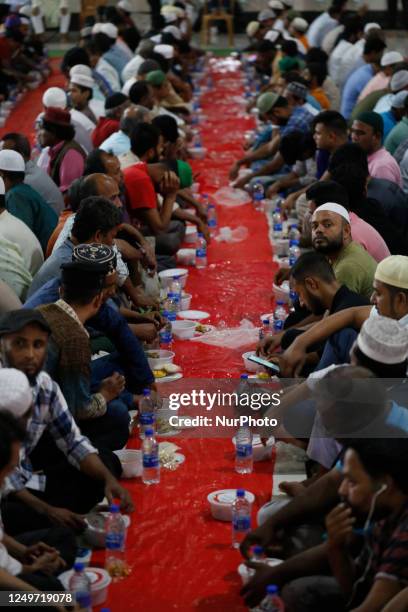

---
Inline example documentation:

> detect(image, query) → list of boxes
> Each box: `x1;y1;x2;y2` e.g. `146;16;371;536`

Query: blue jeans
91;352;135;408
316;328;358;371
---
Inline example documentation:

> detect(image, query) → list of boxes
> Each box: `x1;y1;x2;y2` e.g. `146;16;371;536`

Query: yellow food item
153;369;167;378
256;372;270;380
195;324;207;333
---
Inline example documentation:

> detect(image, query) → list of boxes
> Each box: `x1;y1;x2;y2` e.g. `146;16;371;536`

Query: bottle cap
262;319;269;325
143;388;150;396
253;545;264;555
145;428;154;436
109;503;119;513
197;232;203;237
236;489;245;497
266;585;279;595
73;562;84;571
290;224;298;229
240;373;249;379
276;300;285;305
290;239;299;246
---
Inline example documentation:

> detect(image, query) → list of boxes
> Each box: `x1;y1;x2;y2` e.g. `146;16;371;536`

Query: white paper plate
155;372;183;383
178;310;210;321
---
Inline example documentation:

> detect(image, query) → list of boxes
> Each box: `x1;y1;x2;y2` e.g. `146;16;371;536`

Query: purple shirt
48;141;85;193
368;147;403;188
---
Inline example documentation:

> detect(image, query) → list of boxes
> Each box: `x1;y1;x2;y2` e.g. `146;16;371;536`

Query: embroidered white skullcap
357;315;408;364
0;368;33;417
312;203;350;224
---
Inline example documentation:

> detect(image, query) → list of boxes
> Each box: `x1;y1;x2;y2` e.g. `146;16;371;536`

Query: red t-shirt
124;162;157;212
92;117;120;148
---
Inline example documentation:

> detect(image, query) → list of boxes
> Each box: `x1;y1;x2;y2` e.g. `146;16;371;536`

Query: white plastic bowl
238;558;283;584
178;309;209;321
59;567;111;605
181;293;192;310
84;513;131;548
274;238;290;257
242;350;262;373
177;248;196;266
273;282;290;304
232;435;275;462
172;320;196;339
185;225;198;244
145;349;175;369
158;268;188;289
207;489;255;522
114;449;142;478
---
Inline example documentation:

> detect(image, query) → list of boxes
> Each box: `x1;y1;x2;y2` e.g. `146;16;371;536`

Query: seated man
0;371;76;593
38;248;132;451
242;436;408;611
0;309;133;536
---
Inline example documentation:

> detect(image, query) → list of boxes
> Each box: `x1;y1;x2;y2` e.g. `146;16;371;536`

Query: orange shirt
311;87;331;110
46;210;72;258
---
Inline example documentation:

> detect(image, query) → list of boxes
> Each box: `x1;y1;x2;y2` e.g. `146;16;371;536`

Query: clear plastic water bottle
288;240;301;267
164;292;178;318
142;427;160;485
201;193;210;212
139;388;156;439
193;131;203;148
273;208;283;239
170;276;182;303
159;311;173;350
252;545;265;561
257;584;285;611
252;182;264;211
288;224;300;242
105;504;128;579
232;489;251;548
259;318;270;341
69;563;91;612
207;204;217;236
195;232;207;268
289;290;297;313
235;426;253;474
272;301;287;334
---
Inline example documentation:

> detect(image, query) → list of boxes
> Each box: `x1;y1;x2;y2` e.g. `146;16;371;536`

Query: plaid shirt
280;106;314;139
5;371;97;494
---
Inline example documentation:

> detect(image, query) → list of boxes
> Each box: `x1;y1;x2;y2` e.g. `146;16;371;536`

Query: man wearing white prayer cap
68;67;97;127
311;203;377;300
280;255;408;377
153;44;175;60
0;368;33;419
100;24;132;77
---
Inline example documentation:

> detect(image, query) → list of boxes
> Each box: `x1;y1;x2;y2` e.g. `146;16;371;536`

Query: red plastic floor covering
95;65;279;611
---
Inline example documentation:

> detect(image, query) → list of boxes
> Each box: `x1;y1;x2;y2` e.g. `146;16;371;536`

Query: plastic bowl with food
207;489;255;522
59;567;111;605
242;350;262;373
158;268;188;289
177;248;196;266
84;513;131;548
172;320;197;339
114;449;142;479
185;225;198;244
145;349;175;369
232;435;275;462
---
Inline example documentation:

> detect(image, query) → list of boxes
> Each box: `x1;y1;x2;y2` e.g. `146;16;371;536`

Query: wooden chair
201;0;235;47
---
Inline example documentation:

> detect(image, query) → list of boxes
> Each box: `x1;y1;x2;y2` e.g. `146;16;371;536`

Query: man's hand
229;161;241;180
233;174;252;190
274;267;290;286
26;551;66;575
104;478;134;513
100;373;126;402
279;342;308;377
23;542;58;563
195;202;208;222
240;520;283;560
325;503;355;550
281;192;298;215
46;506;86;531
159;171;180;195
240;562;281;608
140;243;157;273
278;481;306;497
266;181;282;197
257;333;283;357
198;222;211;243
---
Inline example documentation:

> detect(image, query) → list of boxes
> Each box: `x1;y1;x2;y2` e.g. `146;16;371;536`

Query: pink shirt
368;147;403;188
350;212;390;263
357;72;390;102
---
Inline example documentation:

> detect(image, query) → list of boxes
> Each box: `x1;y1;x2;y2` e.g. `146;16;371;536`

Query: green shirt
384;116;408;155
5;183;58;252
350;88;388;123
332;241;377;301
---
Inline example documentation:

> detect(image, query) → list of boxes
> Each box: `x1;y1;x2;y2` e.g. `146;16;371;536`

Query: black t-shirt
351;196;408;256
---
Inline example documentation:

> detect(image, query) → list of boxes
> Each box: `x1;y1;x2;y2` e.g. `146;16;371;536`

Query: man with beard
311;203;377;301
0;310;133;536
242;435;408;610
